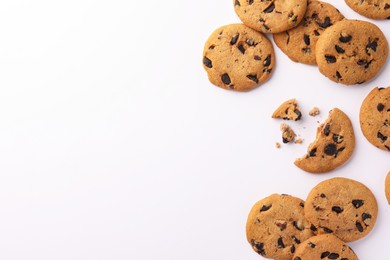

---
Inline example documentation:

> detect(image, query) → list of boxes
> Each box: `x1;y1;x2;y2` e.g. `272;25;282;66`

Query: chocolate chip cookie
305;177;378;242
234;0;308;33
345;0;390;20
273;0;344;65
315;19;389;85
294;108;355;173
246;194;314;260
386;171;390;204
272;98;302;120
292;234;358;260
202;24;275;91
360;87;390;152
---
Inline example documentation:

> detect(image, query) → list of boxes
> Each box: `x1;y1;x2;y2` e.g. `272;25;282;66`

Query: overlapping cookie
345;0;390;20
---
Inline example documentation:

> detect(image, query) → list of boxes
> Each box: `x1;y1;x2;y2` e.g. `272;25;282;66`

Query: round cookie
233;0;308;34
202;24;275;91
360;87;390;152
345;0;390;20
315;19;389;85
246;194;314;260
305;177;378;242
292;234;358;260
385;171;390;204
273;0;344;65
294;108;355;173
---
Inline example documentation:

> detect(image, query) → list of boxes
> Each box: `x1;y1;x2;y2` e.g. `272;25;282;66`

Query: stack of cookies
202;0;389;91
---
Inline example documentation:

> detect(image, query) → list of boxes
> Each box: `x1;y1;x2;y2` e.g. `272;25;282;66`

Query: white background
0;0;389;259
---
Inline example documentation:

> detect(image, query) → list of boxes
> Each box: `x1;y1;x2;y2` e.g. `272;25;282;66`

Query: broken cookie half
272;99;302;121
294;108;355;173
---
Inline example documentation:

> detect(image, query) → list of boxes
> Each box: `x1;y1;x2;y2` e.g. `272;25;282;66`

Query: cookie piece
274;0;344;65
292;234;358;260
234;0;308;34
247;194;314;260
295;108;355;173
315;19;389;85
386;171;390;204
309;107;320;117
345;0;390;20
272;98;302;121
305;177;378;242
202;24;275;91
360;87;390;152
281;123;297;143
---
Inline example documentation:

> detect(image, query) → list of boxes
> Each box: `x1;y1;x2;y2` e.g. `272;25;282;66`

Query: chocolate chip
246;38;257;46
248;0;253;5
321;251;330;258
208;45;215;50
263;55;271;66
234;0;241;6
320;193;326;198
328;253;340;259
310;224;317;232
335;45;345;53
332;134;344;144
251;241;265;256
362;213;372;222
377;131;388;142
294;257;302;260
293;221;304;231
339;33;352;43
260;204;272;212
385;3;390;9
325;55;336;63
322;227;333;233
377;103;385;111
304;34;310;45
386;145;390;151
332;206;343;214
263;24;270;31
336;71;342;80
300;202;304;207
294;110;302;121
352;199;364;208
324;143;337;156
230;33;239;45
308;242;316;248
229;84;235;89
356;221;364;232
246;75;258;84
238;44;245;54
302;47;311;54
323;124;331;136
357;59;372;69
366;39;378;52
277;237;285;248
263;2;275;13
290;244;295;254
221;73;231;85
316;17;332;28
292;236;300;244
203;57;212;68
309;148;317;157
276;220;287;231
314;30;320;36
254;55;261;60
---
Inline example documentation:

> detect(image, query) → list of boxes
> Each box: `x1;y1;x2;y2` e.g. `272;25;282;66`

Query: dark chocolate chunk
323;124;331;136
292;236;301;244
293;221;304;231
356;221;364;232
294;257;302;260
254;55;261;60
263;2;275;13
320;193;326;198
276;221;287;231
208;45;215;50
230;33;239;45
339;33;352;43
302;47;311;54
362;213;372;222
251;240;265;256
221;73;231;85
304;34;310;45
325;55;336;63
229;84;235;89
377;131;388;142
321;251;330;258
309;148;317;157
308;242;316;248
322;227;333;233
264;55;271;66
277;237;285;248
332;206;343;214
310;224;317;232
263;24;270;31
336;71;342;80
238;44;245;54
290;244;295;254
314;30;320;36
335;45;345;53
316;17;332;28
352;199;364;208
324;143;337;156
385;3;390;9
328;253;340;259
300;202;305;207
246;75;258;84
235;0;241;6
332;134;344;144
260;204;272;212
366;39;378;52
357;59;372;69
203;57;212;68
294;110;302;121
377;103;385;112
248;0;254;5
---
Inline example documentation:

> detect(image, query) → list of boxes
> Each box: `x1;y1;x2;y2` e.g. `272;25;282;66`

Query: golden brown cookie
202;24;275;91
273;0;344;65
305;177;378;242
345;0;390;20
360;87;390;152
272;98;302;121
246;194;314;260
385;171;390;204
233;0;308;33
281;123;297;143
315;19;389;85
295;108;355;173
292;234;358;260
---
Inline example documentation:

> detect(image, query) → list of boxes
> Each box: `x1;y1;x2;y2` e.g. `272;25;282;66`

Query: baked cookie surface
305;177;378;242
315;19;389;85
345;0;390;20
272;98;302;121
246;194;313;260
294;108;355;173
360;87;390;152
202;24;275;91
386;171;390;204
273;0;344;65
234;0;308;33
292;234;358;260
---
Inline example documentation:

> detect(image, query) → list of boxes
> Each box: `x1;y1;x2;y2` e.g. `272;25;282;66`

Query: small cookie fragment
345;0;390;20
276;142;281;149
305;177;378;242
315;19;389;85
281;123;297;143
360;87;390;152
293;234;358;260
202;24;275;91
309;107;320;117
272;99;302;121
385;171;390;204
247;194;314;260
295;108;355;173
295;138;304;144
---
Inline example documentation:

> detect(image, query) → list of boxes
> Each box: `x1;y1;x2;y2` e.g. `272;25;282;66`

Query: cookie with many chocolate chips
315;19;389;85
294;108;355;173
234;0;308;33
273;0;344;65
272;98;302;121
360;87;390;152
305;177;378;242
292;234;358;260
246;194;314;260
202;24;275;91
345;0;390;20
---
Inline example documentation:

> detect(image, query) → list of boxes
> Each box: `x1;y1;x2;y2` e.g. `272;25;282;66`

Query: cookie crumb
295;138;304;144
309;107;320;117
276;142;281;149
280;123;296;143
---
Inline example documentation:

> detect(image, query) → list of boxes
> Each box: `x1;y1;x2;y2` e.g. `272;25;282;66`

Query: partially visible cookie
386;171;390;204
272;98;302;121
273;0;344;65
305;177;378;242
202;24;275;91
294;108;355;173
247;194;314;260
360;87;390;152
234;0;308;33
292;234;358;260
315;19;389;85
345;0;390;20
281;123;297;143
